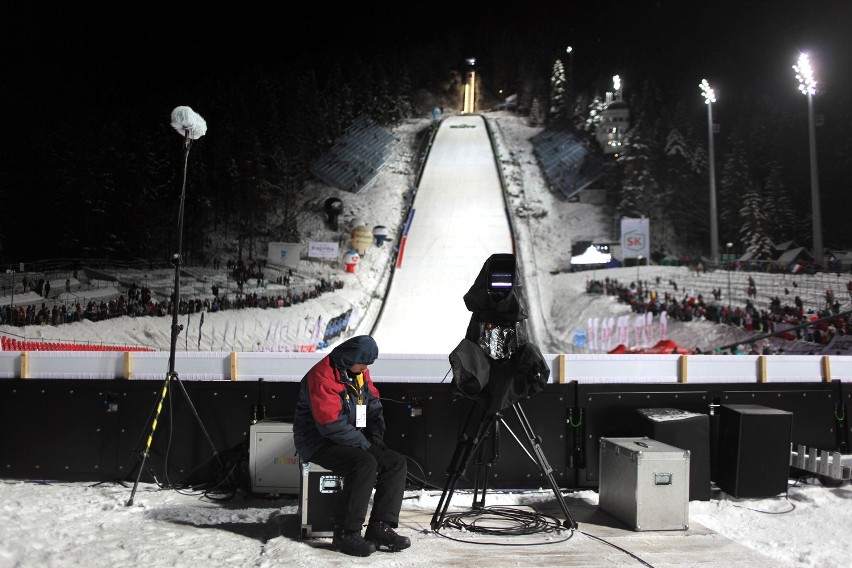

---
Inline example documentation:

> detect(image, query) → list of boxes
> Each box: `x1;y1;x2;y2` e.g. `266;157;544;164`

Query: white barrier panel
1;350;850;383
129;351;231;381
369;353;454;383
684;354;764;384
560;354;680;384
765;355;827;383
831;356;852;381
1;351;125;380
235;352;327;381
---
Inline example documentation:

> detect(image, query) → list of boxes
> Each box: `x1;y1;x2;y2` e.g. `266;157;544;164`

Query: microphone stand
127;131;222;506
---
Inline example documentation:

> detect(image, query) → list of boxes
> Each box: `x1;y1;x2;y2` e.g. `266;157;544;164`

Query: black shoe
332;529;376;557
365;521;411;551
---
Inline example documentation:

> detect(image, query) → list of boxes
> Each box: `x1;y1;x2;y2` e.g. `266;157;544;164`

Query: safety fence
1;335;153;353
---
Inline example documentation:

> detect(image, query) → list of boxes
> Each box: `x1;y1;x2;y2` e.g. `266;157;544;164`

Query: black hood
463;253;527;324
329;335;379;369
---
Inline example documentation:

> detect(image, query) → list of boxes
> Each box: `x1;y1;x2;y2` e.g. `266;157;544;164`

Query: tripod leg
512;402;578;529
172;374;223;467
126;373;174;506
471;416;500;510
430;411;496;531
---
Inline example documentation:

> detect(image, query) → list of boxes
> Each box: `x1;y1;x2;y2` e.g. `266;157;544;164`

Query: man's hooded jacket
293;335;385;462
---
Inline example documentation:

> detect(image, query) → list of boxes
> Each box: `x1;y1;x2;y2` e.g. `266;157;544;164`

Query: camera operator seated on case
293;335;410;557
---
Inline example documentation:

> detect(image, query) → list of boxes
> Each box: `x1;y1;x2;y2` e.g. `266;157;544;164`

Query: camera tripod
430;398;578;531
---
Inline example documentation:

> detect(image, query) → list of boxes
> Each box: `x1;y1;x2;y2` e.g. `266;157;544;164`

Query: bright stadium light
793;53;822;267
700;79;719;265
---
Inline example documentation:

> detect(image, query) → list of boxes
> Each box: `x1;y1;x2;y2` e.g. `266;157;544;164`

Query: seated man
293;335;410;557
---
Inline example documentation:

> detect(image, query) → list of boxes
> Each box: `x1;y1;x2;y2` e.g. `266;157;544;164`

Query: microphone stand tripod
126;132;222;506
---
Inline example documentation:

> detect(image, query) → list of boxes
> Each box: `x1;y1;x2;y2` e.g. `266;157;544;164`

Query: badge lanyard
346;372;367;427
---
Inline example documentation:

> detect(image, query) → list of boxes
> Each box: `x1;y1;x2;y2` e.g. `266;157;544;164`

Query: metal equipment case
299;462;344;537
599;437;690;531
248;421;300;494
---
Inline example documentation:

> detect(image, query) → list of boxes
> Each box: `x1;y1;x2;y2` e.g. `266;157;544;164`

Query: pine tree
617;118;658;219
739;189;774;260
659;102;709;254
762;163;798;245
718;133;753;248
549;59;567;119
584;95;606;135
528;98;544;126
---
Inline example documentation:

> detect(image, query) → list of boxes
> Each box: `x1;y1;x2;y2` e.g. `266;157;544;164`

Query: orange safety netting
0;335;153;352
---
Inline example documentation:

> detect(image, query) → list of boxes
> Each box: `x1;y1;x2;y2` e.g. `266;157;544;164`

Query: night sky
8;1;850;115
3;1;852;254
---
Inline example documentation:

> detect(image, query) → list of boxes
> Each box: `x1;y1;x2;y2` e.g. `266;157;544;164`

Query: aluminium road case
299;462;344;537
599;436;690;531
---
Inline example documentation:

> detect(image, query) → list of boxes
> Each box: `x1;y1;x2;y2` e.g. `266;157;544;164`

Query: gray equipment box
248;421;299;494
599;437;690;531
299;462;344;537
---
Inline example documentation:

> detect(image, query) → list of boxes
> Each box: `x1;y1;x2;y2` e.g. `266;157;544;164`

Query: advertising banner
620;217;650;260
267;242;303;268
307;241;339;259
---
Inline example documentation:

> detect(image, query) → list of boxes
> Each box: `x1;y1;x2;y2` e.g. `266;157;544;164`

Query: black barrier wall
0;379;847;490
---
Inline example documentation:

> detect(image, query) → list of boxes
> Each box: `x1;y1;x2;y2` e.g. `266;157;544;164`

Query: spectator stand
310;115;397;195
530;118;604;200
580;264;851;355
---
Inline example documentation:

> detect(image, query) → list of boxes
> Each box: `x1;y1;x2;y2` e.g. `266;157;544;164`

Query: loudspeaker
716;404;792;498
636;408;711;501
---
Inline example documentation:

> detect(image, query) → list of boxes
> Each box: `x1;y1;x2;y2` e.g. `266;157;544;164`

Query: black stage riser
0;380;847;490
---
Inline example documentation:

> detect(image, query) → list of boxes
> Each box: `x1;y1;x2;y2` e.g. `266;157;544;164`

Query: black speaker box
716;404;792;498
636;408;711;501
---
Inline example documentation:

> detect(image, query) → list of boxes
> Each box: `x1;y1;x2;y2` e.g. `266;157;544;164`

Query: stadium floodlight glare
793;53;822;266
700;79;719;265
794;53;817;95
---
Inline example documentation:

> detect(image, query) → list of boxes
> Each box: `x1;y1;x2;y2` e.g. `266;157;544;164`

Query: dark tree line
4;15;850;266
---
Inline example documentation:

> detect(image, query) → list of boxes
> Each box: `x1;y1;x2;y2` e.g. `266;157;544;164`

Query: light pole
5;269;14;325
565;46;574;105
700;79;719;265
564;46;575;116
636;255;643;287
565;46;573;85
793;53;822;268
726;242;733;310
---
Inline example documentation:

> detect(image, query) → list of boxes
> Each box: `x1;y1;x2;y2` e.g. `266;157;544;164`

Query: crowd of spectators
587;274;850;353
0;277;344;328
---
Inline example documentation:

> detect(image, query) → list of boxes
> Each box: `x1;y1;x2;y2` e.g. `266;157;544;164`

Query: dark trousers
310;444;407;533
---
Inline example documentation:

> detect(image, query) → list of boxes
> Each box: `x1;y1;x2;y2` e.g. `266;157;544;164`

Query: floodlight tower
700;79;719;265
564;46;575;114
793;53;823;268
